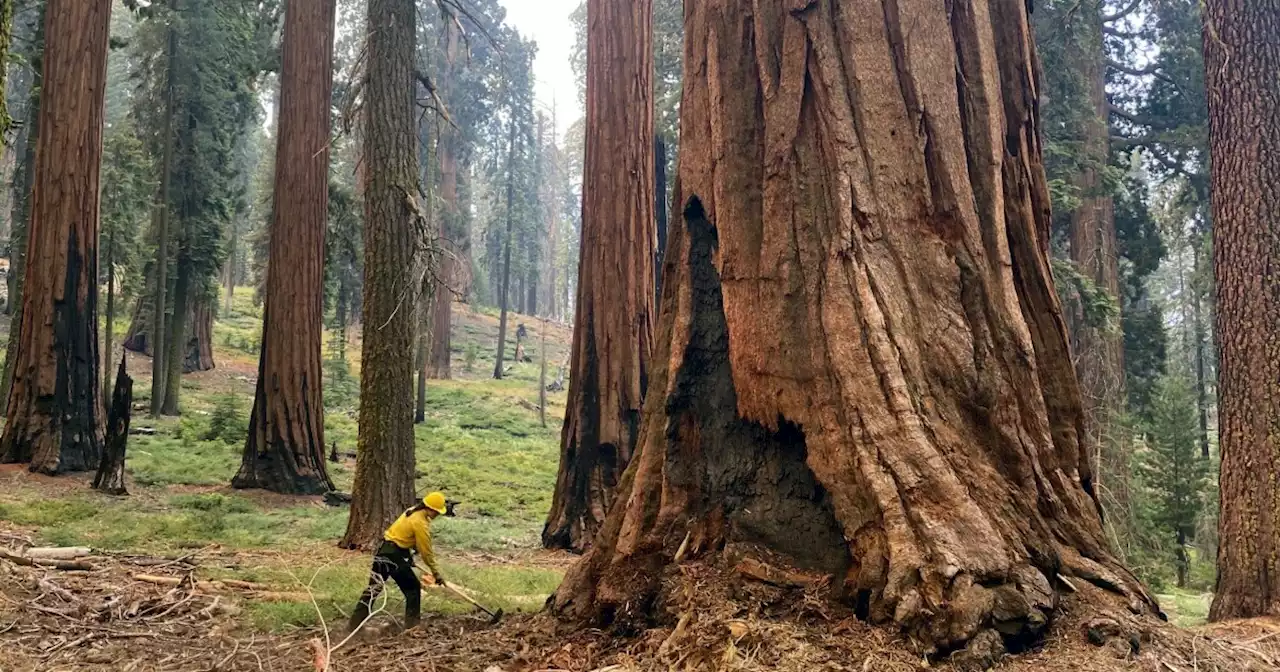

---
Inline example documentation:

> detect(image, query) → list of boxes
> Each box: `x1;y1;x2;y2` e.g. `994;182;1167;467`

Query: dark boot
404;589;422;630
349;601;371;632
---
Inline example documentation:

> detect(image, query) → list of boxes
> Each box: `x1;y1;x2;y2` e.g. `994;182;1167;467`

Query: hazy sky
499;0;581;139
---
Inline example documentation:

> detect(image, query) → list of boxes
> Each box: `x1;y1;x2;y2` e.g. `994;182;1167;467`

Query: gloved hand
433;573;446;587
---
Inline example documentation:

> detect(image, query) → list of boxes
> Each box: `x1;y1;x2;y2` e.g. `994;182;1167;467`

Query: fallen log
130;573;322;601
25;547;92;560
0;549;93;571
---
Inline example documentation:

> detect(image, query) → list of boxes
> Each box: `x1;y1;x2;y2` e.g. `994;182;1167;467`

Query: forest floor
0;291;1275;671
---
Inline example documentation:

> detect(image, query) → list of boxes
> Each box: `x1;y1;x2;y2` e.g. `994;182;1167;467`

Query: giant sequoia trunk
426;22;459;381
1062;9;1127;516
542;0;656;553
340;0;417;549
122;288;215;374
0;0;110;473
1205;0;1280;622
233;0;336;495
552;0;1156;654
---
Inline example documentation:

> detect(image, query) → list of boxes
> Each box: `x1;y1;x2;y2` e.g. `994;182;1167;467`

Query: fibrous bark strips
553;0;1156;655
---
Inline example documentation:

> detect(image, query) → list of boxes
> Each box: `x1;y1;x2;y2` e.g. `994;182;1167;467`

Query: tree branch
1109;104;1169;130
1104;26;1142;39
1102;0;1142;23
1106;59;1184;93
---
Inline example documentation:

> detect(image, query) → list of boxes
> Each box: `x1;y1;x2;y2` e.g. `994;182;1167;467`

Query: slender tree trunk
539;318;547;427
543;0;656;552
234;0;337;495
1190;242;1211;459
415;296;428;423
654;134;667;305
0;0;111;474
1206;0;1280;623
223;222;236;315
493;121;518;381
0;93;34;414
553;0;1156;655
160;263;189;415
340;0;417;549
151;7;178;416
103;226;115;401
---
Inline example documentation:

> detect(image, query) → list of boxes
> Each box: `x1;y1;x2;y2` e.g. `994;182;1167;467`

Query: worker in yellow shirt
349;492;447;631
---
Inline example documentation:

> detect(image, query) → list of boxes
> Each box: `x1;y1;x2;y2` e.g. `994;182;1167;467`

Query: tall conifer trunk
553;0;1155;654
340;0;417;549
543;0;656;552
0;0;111;473
1205;0;1280;622
233;0;337;495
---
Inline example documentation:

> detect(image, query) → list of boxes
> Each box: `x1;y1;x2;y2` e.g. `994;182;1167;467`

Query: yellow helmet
423;492;447;515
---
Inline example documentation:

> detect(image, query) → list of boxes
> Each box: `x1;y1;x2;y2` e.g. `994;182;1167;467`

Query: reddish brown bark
542;0;656;553
122;289;214;374
551;0;1155;654
426;23;460;381
340;0;417;548
233;0;336;495
1061;10;1127;516
1205;0;1280;622
0;0;111;474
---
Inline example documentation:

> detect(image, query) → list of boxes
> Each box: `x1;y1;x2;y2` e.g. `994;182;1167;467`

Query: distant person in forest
348;492;448;631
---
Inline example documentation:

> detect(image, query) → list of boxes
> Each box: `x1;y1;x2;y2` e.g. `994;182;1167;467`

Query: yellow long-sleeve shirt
384;509;441;578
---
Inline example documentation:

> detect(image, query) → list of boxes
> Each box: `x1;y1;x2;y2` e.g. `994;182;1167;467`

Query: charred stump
93;356;132;495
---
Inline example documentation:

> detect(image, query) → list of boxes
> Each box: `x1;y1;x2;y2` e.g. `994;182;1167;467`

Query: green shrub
205;395;249;444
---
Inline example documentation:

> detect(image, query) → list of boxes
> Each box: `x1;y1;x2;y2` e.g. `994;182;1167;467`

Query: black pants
350;541;421;629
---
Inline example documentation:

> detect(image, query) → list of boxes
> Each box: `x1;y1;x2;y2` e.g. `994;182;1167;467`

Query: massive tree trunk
1061;8;1127;518
122;286;213;374
0;0;111;473
233;0;336;495
543;0;655;552
1205;0;1280;623
552;0;1155;654
340;0;417;549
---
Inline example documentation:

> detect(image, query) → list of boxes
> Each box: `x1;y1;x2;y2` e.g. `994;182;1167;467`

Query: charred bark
93;356;131;496
0;0;110;474
123;288;213;374
543;0;656;552
340;0;417;549
552;0;1155;654
1205;0;1280;622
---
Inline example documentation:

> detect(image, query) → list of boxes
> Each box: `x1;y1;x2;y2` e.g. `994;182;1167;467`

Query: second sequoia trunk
542;0;656;552
123;283;215;374
552;0;1155;655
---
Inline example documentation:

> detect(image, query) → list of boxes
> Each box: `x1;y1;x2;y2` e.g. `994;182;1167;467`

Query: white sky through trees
500;0;581;138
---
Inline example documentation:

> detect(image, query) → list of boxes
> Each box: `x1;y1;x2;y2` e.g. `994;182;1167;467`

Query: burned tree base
551;200;1157;656
93;356;133;496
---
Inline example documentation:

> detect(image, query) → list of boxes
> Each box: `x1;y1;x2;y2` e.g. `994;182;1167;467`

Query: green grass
1156;588;1213;627
0;285;570;633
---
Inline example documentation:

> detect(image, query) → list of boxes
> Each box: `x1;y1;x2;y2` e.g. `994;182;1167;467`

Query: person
349;492;447;631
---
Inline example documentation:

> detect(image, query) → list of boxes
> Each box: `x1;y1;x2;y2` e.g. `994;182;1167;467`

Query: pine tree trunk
183;297;214;373
160;263;189;415
234;0;336;495
552;0;1156;654
543;0;656;552
1061;8;1127;519
1190;243;1211;459
1205;0;1280;623
415;297;428;423
340;0;417;549
151;6;178;416
0;0;111;474
493;121;518;381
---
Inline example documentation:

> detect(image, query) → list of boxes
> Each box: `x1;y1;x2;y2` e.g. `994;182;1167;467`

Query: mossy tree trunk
1205;0;1280;623
340;0;417;549
0;0;111;474
543;0;655;553
552;0;1156;655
